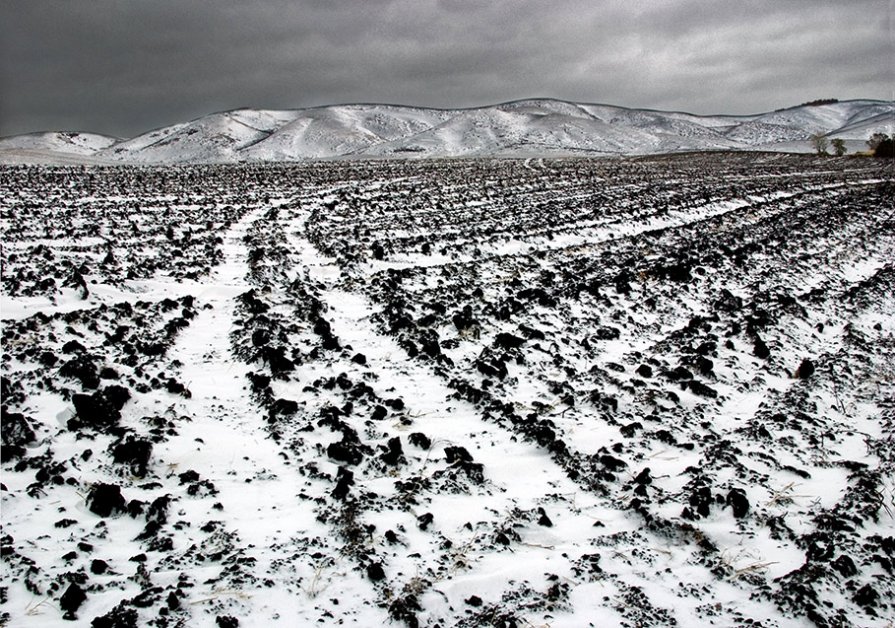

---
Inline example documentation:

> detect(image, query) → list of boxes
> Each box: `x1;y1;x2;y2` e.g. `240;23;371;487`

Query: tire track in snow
155;206;387;625
281;193;842;627
282;206;638;626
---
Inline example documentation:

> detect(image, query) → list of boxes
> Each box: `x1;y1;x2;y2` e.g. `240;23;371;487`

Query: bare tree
867;132;890;151
810;133;829;155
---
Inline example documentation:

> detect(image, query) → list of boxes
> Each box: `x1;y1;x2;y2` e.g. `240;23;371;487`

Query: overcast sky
1;0;891;138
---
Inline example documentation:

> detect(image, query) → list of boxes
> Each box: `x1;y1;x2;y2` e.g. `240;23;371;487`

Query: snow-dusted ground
2;154;894;627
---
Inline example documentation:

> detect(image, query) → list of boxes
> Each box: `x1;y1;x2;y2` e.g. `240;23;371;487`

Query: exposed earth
1;153;893;627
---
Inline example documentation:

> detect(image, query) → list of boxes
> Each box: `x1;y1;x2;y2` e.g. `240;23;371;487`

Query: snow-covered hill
1;99;892;163
0;132;121;165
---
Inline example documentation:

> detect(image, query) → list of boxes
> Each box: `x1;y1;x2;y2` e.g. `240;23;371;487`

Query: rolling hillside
0;99;892;163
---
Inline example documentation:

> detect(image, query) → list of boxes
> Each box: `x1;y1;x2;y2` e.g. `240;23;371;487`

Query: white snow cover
1;99;892;164
1;154;893;627
0;132;121;165
0;132;119;155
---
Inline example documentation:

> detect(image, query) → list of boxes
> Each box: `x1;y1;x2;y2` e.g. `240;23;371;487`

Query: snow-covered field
2;154;893;627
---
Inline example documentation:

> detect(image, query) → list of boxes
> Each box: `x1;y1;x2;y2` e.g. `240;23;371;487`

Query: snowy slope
0;131;119;155
829;111;895;140
1;99;892;163
241;105;454;160
97;110;303;163
0;132;120;165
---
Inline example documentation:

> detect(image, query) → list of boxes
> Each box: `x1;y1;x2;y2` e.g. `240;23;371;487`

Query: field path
274;206;642;625
153;206;388;625
160;205;300;547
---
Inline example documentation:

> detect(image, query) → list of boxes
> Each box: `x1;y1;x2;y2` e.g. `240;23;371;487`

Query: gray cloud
1;0;890;137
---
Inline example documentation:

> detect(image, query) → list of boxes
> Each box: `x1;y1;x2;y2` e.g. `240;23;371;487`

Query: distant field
2;154;893;627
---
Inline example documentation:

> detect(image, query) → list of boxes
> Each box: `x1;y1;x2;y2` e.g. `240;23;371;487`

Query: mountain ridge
1;98;892;163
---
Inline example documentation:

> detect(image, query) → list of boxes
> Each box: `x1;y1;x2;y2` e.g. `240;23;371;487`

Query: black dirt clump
714;289;742;313
71;391;121;430
389;595;422;628
251;328;271;347
87;483;127;518
261;345;295;374
90;559;109;575
1;409;36;461
444;446;485;483
599;454;627;472
634;468;652;485
594;326;621;340
62;339;87;354
726;488;750;518
854;584;878;610
795;358;815;379
380;437;404;466
417;513;434;530
830;554;858;577
753;337;770;359
102;385;131;410
332;467;354;500
384;398;405;411
494;332;526;350
178;470;200;484
367;562;386;581
270;398;299;417
91;604;138;628
683;483;714;520
687;380;718;399
327;428;370;466
408;432;431;449
59;355;100;389
635;364;653;378
59;582;87;620
111;436;153;477
351;352;367;365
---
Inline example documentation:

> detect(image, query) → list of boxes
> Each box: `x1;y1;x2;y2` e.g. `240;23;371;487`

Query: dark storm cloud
0;0;890;137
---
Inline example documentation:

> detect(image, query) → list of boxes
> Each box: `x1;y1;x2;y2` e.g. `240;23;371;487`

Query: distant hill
1;98;892;164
